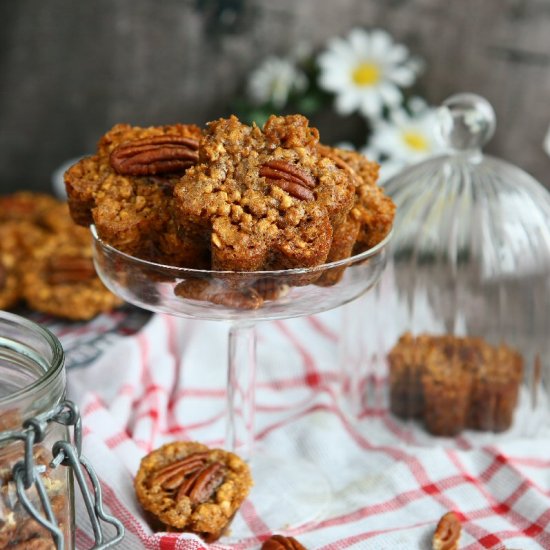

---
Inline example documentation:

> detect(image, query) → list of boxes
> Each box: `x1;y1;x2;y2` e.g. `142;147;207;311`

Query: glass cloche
360;93;550;445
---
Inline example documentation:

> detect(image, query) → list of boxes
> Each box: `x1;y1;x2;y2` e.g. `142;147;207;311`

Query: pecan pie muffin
314;145;394;285
0;221;48;310
173;115;356;276
388;333;523;436
64;123;206;265
134;441;252;542
317;145;395;255
22;226;123;321
0;191;60;227
0;192;122;319
64;116;394;308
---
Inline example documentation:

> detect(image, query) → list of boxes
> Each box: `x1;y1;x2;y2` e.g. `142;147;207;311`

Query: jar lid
384;93;550;279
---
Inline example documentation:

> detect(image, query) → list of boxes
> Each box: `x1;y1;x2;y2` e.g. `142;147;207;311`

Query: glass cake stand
90;225;391;540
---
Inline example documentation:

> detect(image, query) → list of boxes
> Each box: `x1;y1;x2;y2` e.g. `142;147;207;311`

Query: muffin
0;221;48;310
22;226;123;321
134;441;252;542
173;115;356;277
388;333;523;436
64;115;394;308
317;145;395;255
64;123;206;266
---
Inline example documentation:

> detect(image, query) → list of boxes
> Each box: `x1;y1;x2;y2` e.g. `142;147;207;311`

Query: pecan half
46;255;97;284
259;160;316;201
185;462;225;505
149;452;209;488
433;511;461;550
262;534;307;550
110;136;199;176
149;452;226;506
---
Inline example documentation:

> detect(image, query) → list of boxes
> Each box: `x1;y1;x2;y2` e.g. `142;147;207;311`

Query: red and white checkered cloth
63;309;550;550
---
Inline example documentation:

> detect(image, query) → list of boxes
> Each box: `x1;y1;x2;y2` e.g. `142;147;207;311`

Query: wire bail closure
1;400;124;549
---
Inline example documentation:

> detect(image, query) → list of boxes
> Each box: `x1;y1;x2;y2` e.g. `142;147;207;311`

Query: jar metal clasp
1;400;124;550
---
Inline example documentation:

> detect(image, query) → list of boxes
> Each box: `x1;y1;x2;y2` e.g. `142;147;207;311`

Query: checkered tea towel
64;309;550;550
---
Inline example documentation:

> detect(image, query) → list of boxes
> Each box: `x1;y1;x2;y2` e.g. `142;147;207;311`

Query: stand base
223;451;332;542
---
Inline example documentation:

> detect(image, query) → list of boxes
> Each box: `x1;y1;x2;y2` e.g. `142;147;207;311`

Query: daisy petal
387;66;416;87
335;90;361;115
359;91;383;118
386;44;409;64
348;28;371;55
379;83;403;106
369;29;393;57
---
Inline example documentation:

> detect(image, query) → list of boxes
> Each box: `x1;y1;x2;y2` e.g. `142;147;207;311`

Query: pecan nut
149;452;226;506
262;534;307;550
149;451;209;488
259;160;316;201
110;135;199;176
185;462;225;504
432;511;461;550
46;255;97;284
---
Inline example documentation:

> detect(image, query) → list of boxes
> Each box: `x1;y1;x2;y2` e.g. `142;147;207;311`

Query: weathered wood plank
0;0;549;193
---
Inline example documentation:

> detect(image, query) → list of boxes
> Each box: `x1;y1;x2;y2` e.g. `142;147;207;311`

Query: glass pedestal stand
91;225;390;541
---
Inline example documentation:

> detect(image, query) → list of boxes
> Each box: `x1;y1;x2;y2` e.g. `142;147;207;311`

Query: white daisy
317;28;421;118
363;100;443;181
247;56;308;108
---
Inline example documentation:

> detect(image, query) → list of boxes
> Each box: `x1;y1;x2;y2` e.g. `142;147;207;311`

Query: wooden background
1;0;550;193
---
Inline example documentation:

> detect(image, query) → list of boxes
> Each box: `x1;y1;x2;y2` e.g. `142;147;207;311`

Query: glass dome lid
368;93;550;442
385;93;550;282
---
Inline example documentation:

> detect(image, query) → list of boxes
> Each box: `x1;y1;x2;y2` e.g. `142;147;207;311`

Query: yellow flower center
402;131;429;152
352;62;381;86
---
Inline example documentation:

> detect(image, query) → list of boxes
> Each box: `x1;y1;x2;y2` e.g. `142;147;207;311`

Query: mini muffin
0;192;60;227
22;227;123;321
173;115;355;276
387;332;429;419
421;342;474;437
468;342;523;432
388;333;524;436
134;441;252;542
64;123;205;266
317;145;395;255
0;221;48;310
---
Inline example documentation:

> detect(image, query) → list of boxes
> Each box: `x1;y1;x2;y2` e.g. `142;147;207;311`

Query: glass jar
353;93;550;446
0;310;73;548
0;310;124;549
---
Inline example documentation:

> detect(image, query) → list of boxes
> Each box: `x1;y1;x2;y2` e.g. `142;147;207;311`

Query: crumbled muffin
134;441;252;542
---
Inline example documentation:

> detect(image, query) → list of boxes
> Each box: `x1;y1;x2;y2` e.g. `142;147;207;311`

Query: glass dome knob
435;93;496;151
